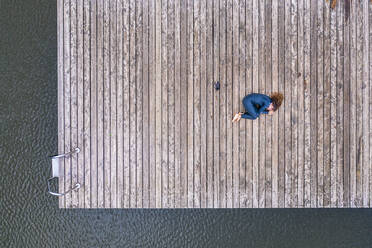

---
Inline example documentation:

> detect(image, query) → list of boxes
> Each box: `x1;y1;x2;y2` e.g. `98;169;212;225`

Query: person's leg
242;96;259;117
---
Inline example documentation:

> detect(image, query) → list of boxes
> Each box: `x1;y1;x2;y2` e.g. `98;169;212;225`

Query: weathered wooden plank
109;0;118;208
116;0;124;208
225;0;233;208
297;0;304;208
271;0;279;208
129;0;137;208
193;0;201;208
277;0;285;208
369;0;372;208
219;0;227;208
206;0;214;208
77;0;85;208
174;0;181;208
103;0;111;208
123;0;130;208
90;0;98;209
251;0;259;208
258;0;266;208
167;0;175;208
142;0;149;209
290;0;298;208
70;0;78;208
245;0;253;208
148;0;156;208
187;0;194;208
323;0;331;207
284;0;292;208
213;0;220;208
355;0;364;207
336;0;344;208
58;0;65;208
309;0;318;208
161;0;168;208
180;0;188;208
303;0;311;208
349;0;357;207
316;0;324;208
342;0;350;207
232;0;240;208
238;0;246;208
155;0;162;208
136;0;143;208
83;0;92;209
63;0;71;209
264;0;272;208
96;0;104;208
330;2;338;208
199;0;207;208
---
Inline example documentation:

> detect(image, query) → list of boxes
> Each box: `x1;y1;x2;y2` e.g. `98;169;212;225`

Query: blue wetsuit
241;93;272;120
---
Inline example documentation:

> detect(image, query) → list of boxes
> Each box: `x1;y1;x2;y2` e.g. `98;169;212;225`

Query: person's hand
232;112;243;123
268;110;274;116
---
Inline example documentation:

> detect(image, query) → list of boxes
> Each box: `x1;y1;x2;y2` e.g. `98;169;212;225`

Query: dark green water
1;0;371;247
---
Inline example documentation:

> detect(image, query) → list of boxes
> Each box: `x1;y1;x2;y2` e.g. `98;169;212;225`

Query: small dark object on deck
214;81;220;90
298;72;301;78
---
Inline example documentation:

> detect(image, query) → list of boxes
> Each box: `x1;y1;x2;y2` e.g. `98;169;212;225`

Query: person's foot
232;113;242;123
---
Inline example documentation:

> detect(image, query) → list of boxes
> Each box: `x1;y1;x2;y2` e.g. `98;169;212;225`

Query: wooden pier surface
57;0;372;208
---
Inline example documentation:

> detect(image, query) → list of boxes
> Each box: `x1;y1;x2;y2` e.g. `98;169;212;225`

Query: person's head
267;92;284;111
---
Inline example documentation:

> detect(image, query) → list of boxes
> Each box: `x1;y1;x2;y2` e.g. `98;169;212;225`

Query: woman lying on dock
232;92;284;122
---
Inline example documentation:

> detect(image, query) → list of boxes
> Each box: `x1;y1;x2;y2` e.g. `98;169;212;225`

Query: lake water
1;0;371;247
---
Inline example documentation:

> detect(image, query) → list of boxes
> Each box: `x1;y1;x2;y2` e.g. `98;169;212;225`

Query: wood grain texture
58;0;372;208
258;0;266;208
244;0;253;208
238;0;246;208
330;1;338;208
277;0;285;208
213;0;220;208
187;0;194;208
77;0;85;208
350;0;357;207
271;0;278;208
264;0;272;208
116;0;124;208
206;0;213;208
148;0;155;208
252;0;259;208
297;0;304;208
284;0;292;208
310;0;318;208
317;0;324;208
96;0;104;208
303;0;311;208
362;0;369;208
200;0;207;208
343;0;350;207
336;0;344;207
226;0;233;208
219;0;226;208
63;0;71;209
58;0;65;208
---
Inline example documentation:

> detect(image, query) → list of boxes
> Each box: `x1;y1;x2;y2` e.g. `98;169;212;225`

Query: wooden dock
57;0;372;208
